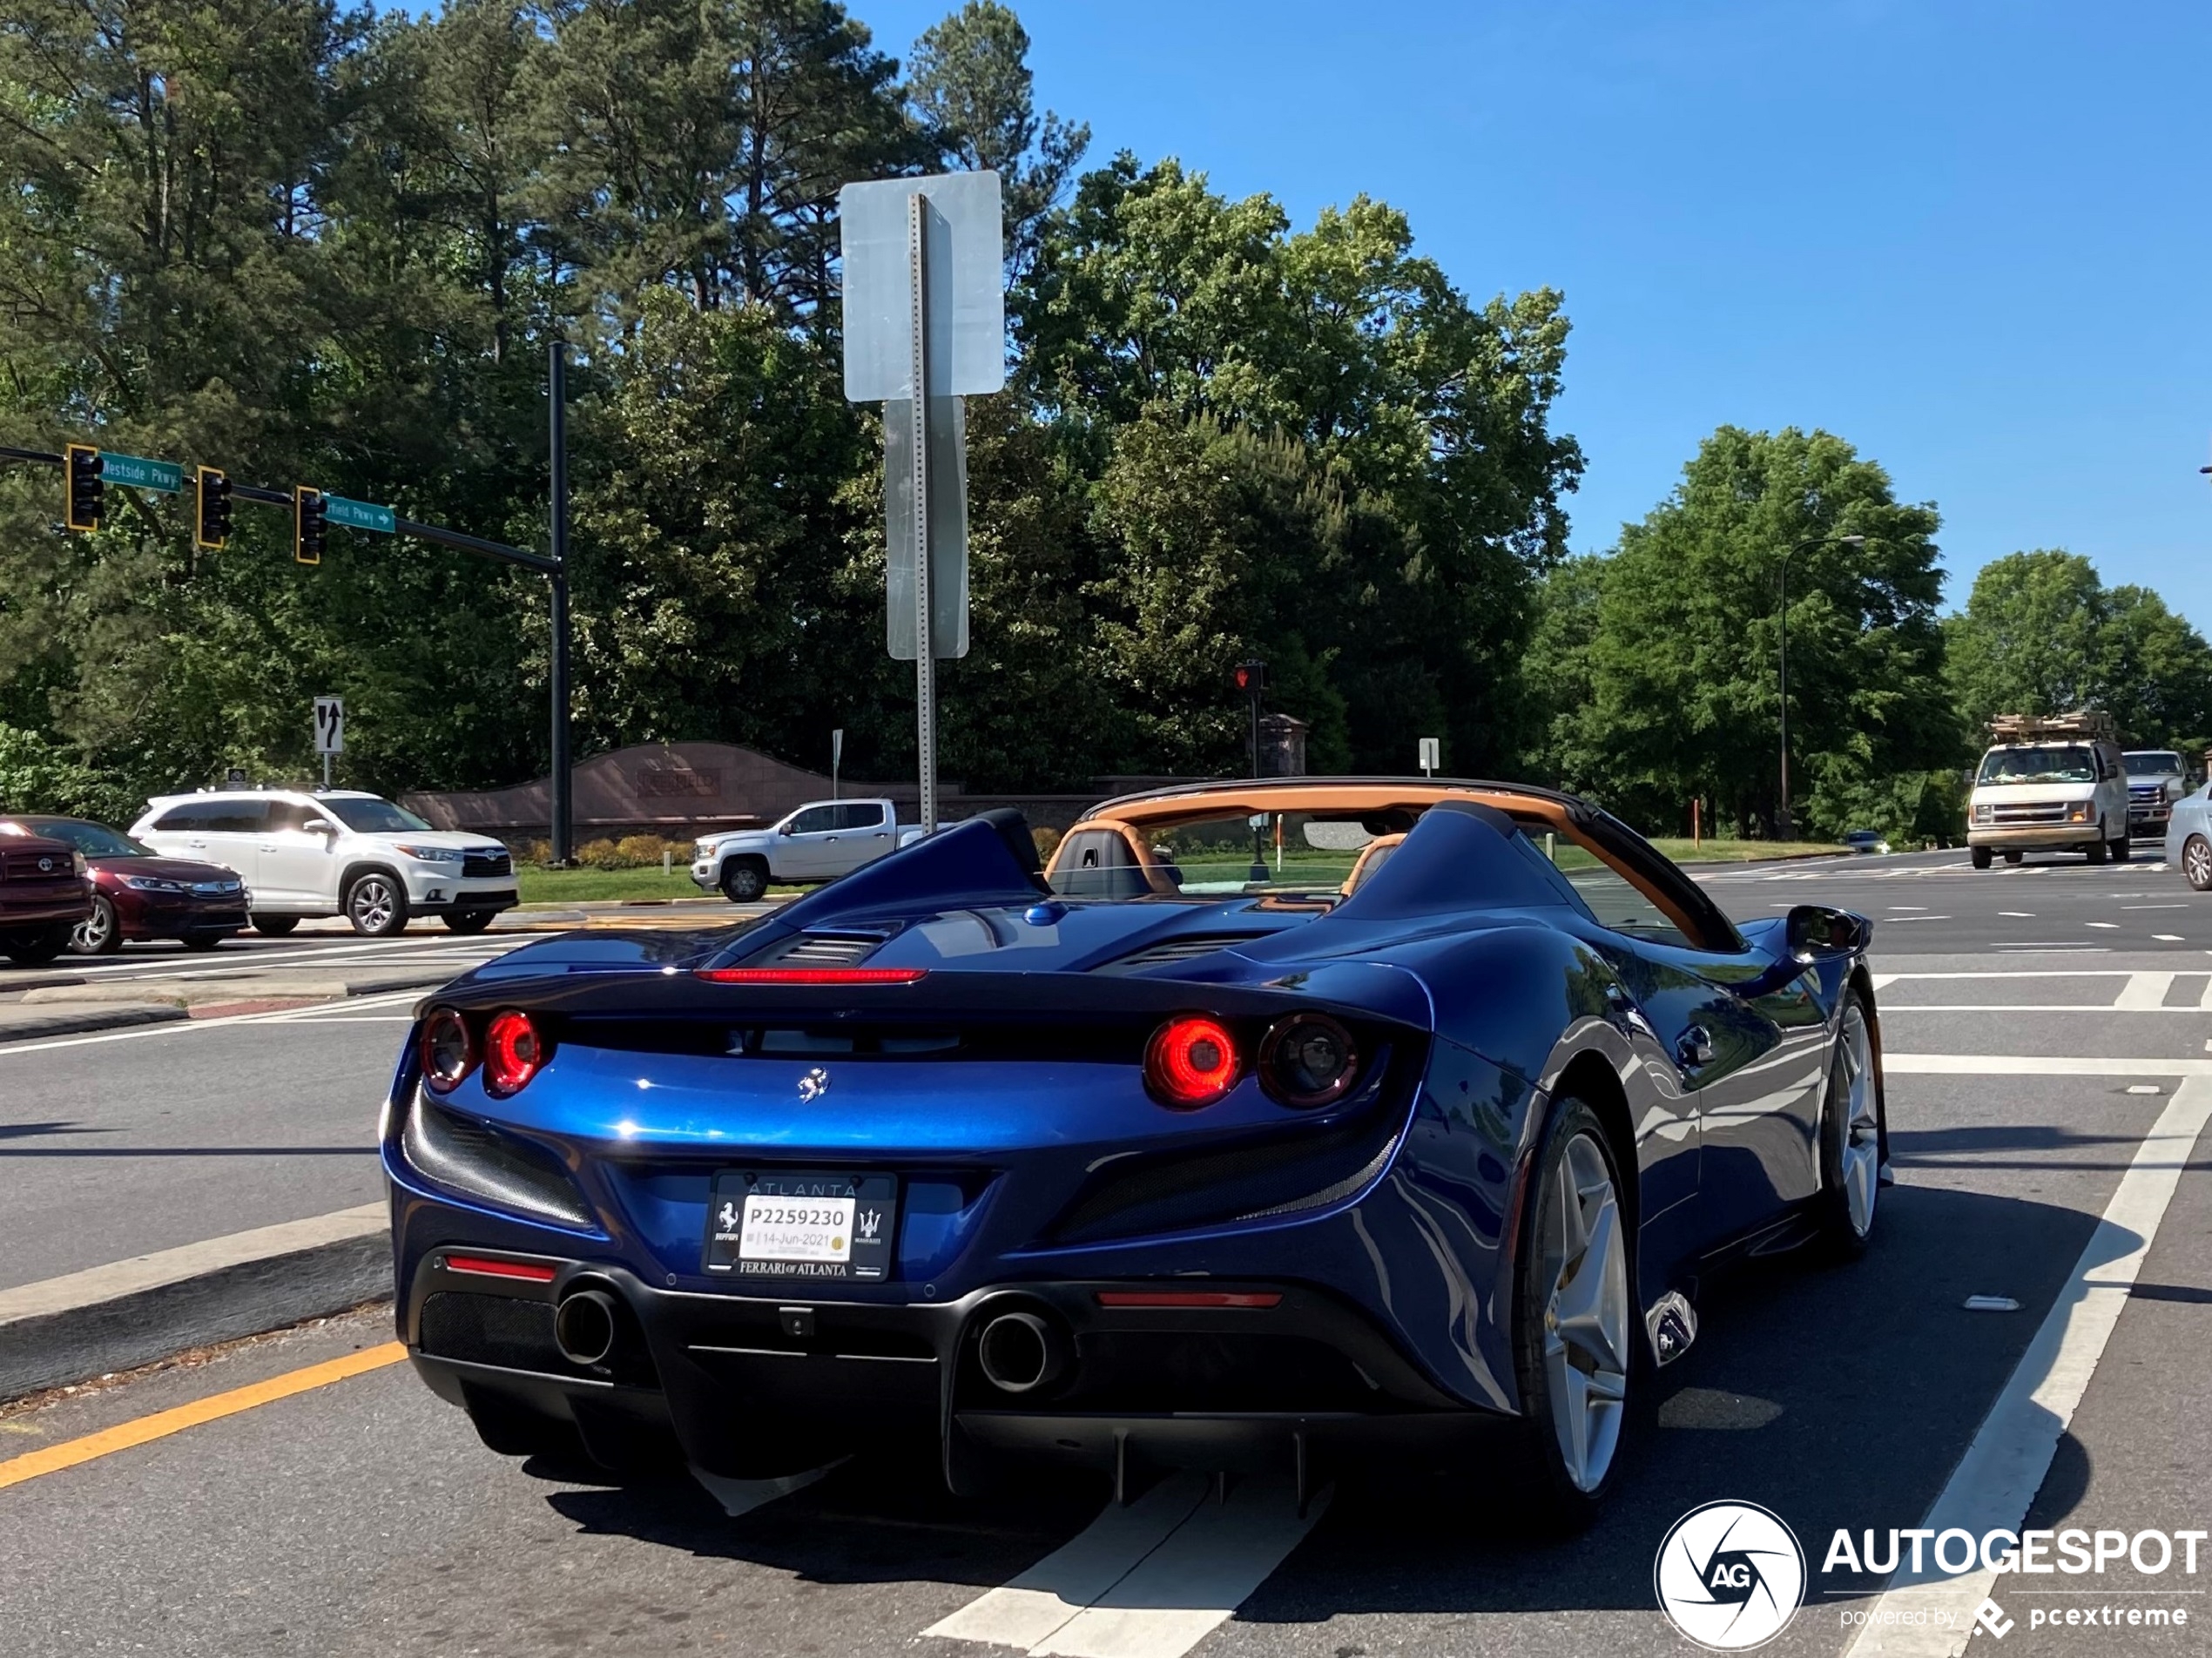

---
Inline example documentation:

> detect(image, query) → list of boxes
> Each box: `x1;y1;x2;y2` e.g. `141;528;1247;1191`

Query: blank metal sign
840;170;1006;402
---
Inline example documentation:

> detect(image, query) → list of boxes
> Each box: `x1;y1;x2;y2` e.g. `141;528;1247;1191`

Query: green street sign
99;450;182;494
325;495;395;534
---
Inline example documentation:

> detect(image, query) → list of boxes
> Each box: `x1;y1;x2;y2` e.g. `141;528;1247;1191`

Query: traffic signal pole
1;432;571;853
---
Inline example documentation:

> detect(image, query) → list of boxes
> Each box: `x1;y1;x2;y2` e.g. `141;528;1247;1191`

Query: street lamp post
1777;534;1865;839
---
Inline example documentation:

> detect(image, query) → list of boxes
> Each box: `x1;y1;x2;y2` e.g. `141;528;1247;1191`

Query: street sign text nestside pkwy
99;451;182;494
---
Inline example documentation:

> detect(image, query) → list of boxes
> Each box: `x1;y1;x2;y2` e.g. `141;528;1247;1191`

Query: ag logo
797;1067;831;1103
1653;1500;1806;1651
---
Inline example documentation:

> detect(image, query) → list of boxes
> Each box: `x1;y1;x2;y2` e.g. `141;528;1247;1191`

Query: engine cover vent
1093;935;1257;974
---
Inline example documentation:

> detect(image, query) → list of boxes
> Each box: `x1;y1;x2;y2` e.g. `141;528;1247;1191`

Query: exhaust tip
976;1310;1067;1395
554;1288;620;1368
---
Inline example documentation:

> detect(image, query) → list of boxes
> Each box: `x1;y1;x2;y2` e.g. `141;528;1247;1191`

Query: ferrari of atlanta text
382;779;1886;1520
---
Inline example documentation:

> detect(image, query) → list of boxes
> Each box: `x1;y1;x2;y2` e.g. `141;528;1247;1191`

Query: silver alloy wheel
2188;836;2212;891
1541;1130;1630;1493
1837;1001;1880;1237
71;896;116;954
349;875;398;933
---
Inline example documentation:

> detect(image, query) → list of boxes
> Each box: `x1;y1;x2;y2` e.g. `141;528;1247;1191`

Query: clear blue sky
851;0;2212;624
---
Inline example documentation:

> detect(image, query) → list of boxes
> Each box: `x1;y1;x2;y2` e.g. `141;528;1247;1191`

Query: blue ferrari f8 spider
383;778;1886;1520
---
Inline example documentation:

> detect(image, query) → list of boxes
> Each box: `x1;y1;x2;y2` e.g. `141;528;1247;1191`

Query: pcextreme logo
1654;1500;1808;1651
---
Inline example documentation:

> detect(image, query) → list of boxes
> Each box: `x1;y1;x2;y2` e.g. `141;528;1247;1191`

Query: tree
1535;427;1955;837
907;0;1087;270
1946;550;2212;749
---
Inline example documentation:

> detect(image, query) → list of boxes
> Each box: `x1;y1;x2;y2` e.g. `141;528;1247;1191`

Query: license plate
704;1169;899;1281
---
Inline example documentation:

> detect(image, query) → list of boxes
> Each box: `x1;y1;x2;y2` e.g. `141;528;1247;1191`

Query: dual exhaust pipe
556;1288;1071;1396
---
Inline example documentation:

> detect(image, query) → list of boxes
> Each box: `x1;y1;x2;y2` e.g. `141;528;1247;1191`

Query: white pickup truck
691;799;921;902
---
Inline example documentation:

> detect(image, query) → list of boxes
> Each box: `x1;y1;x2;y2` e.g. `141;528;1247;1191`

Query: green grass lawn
515;866;802;906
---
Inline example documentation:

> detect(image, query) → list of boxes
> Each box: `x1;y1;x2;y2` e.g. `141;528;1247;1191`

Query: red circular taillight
1259;1014;1359;1109
482;1009;550;1097
1144;1015;1241;1109
421;1008;475;1093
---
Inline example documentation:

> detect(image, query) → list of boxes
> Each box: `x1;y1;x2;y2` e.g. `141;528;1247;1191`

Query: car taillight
482;1009;550;1096
1258;1014;1359;1109
694;967;927;985
421;1008;475;1093
1144;1014;1240;1108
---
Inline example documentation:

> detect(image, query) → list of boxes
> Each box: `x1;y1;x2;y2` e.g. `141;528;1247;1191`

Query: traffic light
195;467;232;550
294;485;326;565
64;443;102;532
1234;659;1266;698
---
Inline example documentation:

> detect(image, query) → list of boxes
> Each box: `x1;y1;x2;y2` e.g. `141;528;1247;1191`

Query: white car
132;790;517;937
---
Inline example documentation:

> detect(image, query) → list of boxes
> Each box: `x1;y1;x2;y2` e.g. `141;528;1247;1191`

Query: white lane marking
0;987;425;1057
1870;974;1898;991
1878;915;1950;922
0;1203;386;1326
1876;971;2139;980
1881;1004;2209;1014
2155;933;2187;941
927;1475;1212;1649
2201;977;2212;1013
57;933;515;981
1839;1075;2212;1657
1885;1054;2212;1076
1033;1476;1327;1658
691;1463;836;1517
2123;904;2188;910
1992;945;2107;952
1998;911;2035;917
2114;971;2177;1010
1888;906;1928;912
930;1473;1328;1658
2085;921;2121;929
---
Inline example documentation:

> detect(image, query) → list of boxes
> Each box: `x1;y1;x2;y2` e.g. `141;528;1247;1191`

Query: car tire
2003;850;2023;865
253;916;300;937
442;910;496;934
2087;832;2109;864
719;859;768;903
69;895;124;956
1815;990;1883;1259
345;871;410;937
5;922;72;967
2112;834;2131;863
180;931;232;951
1970;846;1993;869
1508;1094;1635;1529
2185;835;2212;892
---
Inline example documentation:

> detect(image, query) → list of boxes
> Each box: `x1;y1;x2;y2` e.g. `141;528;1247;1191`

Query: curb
0;1004;188;1043
0;1205;392;1400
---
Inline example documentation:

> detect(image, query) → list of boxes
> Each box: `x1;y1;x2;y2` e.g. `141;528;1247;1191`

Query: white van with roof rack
131;790;516;936
1966;711;2129;868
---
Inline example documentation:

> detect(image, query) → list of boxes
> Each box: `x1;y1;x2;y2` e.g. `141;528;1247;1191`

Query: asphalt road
3;860;2209;1656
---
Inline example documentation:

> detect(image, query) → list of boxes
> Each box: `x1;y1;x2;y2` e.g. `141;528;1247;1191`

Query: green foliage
0;0;1582;818
1946;551;2212;750
0;723;139;821
1527;427;1959;835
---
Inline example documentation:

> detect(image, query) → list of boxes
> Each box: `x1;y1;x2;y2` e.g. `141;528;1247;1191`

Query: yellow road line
0;1342;407;1492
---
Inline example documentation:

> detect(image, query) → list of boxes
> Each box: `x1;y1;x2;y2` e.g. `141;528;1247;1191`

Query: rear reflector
694;967;927;985
442;1255;558;1284
1094;1291;1283;1310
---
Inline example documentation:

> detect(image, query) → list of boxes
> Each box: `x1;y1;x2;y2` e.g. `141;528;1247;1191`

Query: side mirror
303;819;334;836
1786;904;1871;960
779;822;796;836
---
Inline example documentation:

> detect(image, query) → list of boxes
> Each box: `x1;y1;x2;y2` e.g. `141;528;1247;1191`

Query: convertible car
383;779;1885;1521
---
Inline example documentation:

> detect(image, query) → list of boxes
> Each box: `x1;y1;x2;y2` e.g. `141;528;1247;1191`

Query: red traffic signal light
1234;659;1266;695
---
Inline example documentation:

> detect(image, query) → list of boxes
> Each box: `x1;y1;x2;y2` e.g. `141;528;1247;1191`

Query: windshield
321;796;432;833
2124;752;2183;777
1978;745;2096;785
5;819;151;858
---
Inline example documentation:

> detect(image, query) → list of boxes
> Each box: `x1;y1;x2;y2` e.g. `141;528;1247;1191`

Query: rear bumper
400;1250;1480;1485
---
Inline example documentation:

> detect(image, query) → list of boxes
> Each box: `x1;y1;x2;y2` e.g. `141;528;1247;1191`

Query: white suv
132;790;517;937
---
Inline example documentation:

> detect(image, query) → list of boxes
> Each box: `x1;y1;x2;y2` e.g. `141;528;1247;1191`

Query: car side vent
771;933;883;967
1093;935;1256;974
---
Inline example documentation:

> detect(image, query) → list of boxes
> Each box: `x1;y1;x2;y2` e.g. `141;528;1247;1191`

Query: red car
0;825;91;966
0;816;250;954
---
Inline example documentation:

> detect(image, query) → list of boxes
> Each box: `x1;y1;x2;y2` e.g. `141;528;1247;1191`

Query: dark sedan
0;816;250;954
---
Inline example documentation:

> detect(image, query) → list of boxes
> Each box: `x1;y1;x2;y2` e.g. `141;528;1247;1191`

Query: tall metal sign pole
549;342;574;865
839;170;1002;839
906;193;940;832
